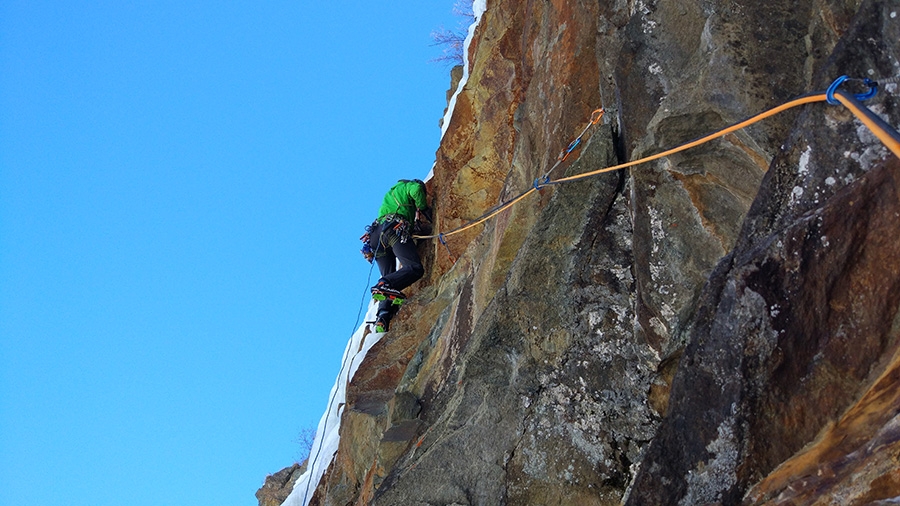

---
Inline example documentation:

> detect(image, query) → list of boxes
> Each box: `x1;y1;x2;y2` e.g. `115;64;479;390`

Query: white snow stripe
280;301;384;506
428;0;488;183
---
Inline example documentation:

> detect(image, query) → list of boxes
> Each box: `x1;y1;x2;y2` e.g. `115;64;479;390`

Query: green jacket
377;180;428;223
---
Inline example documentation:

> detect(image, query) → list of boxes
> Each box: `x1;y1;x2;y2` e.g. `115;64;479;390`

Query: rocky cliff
264;0;900;504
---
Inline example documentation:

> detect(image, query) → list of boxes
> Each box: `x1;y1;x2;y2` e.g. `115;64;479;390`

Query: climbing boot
374;313;391;333
371;281;406;305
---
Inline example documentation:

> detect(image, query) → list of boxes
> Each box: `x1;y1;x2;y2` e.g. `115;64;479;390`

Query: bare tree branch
430;0;475;66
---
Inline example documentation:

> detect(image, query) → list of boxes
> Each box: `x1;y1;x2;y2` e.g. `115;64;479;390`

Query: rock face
266;0;900;504
625;3;900;503
258;463;305;506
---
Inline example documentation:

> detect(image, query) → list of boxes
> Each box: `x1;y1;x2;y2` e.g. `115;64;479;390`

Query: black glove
419;207;433;223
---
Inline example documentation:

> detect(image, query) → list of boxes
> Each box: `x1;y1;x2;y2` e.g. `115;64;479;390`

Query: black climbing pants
368;220;425;316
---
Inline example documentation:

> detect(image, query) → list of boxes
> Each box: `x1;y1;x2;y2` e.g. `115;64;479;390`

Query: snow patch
281;301;385;506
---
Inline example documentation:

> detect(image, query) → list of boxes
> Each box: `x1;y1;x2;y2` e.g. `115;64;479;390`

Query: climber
366;179;432;332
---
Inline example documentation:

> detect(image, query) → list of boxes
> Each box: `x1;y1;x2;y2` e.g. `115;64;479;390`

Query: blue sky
0;2;466;505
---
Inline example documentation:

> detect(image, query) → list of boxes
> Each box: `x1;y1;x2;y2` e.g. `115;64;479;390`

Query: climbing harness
378;215;412;245
415;75;900;247
360;215;415;264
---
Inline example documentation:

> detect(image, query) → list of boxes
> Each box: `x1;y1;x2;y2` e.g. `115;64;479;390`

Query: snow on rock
280;301;384;506
439;0;487;140
427;0;487;183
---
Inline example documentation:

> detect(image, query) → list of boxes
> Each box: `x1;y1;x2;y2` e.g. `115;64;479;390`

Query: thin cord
353;260;378;330
299;235;382;505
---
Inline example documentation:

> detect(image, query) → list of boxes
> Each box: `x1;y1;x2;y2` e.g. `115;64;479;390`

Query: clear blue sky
0;2;465;505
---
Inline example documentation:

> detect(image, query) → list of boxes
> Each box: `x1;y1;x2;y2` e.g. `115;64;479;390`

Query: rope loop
826;75;850;105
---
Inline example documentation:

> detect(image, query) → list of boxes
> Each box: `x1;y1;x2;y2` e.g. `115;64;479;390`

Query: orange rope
832;90;900;159
553;94;828;184
417;88;900;243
